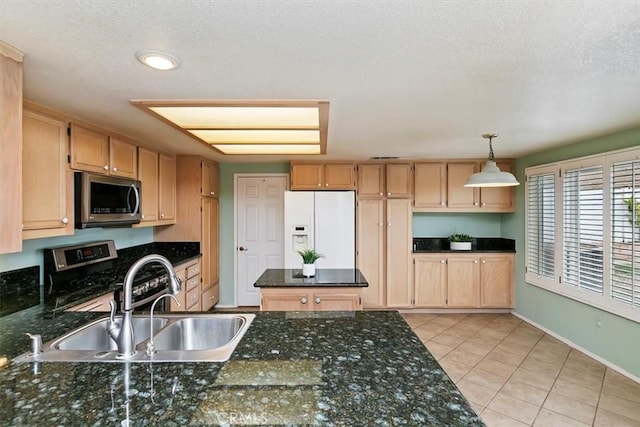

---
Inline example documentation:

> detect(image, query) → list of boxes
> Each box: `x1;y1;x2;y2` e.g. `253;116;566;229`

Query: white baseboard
512;311;640;384
396;308;511;314
213;304;238;308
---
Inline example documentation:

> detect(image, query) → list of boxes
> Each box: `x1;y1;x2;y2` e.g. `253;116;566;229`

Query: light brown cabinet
356;163;385;198
477;161;516;211
158;152;176;222
70;124;137;178
22;109;74;239
201;160;219;197
385;163;412;198
447;162;479;209
413;162;447;208
155;156;220;311
260;287;362;311
413;253;514;308
0;43;23;254
67;292;113;312
356;199;385;307
135;148;176;226
385;199;413;307
290;162;356;190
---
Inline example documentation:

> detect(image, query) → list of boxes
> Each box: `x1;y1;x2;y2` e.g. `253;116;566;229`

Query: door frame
233;173;289;306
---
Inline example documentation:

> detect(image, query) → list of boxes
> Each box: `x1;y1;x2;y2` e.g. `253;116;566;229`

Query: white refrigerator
284;191;355;269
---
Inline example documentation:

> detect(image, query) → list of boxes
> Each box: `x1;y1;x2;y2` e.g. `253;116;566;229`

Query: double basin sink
15;313;255;363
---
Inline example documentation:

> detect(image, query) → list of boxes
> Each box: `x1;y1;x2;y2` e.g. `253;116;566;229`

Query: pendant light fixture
464;133;520;187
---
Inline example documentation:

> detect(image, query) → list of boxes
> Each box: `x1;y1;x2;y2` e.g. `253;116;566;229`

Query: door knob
238;246;248;251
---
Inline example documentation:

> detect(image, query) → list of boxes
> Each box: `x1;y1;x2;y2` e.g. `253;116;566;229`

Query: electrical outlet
595;317;602;328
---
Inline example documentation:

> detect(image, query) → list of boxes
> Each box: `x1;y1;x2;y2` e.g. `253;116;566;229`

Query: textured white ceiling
1;0;639;162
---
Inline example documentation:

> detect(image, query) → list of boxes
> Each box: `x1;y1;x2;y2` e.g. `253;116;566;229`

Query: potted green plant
449;233;473;251
297;248;324;277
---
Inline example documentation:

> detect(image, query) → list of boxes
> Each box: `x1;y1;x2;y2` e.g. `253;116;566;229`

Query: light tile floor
402;313;640;427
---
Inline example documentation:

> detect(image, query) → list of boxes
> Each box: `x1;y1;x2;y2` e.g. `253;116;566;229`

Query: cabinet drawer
186;263;200;278
186;287;200;311
201;284;218;311
185;275;200;291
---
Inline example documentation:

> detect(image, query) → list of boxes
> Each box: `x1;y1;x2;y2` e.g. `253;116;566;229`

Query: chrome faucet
145;293;180;357
107;254;181;359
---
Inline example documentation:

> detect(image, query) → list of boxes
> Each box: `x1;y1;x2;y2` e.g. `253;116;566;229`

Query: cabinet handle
379;192;383;196
112;167;118;172
160;213;165;218
325;183;329;187
103;165;109;171
482;202;486;207
440;202;445;206
387;192;391;196
440;259;445;263
210;192;215;196
61;217;68;224
301;297;308;304
314;297;321;304
317;183;321;187
379;222;383;226
474;259;478;264
141;214;145;219
474;202;479;206
482;259;486;264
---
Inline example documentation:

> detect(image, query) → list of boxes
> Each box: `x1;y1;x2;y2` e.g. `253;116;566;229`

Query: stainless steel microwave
74;172;141;228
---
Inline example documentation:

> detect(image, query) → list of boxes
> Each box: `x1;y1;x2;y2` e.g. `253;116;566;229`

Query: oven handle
131;290;168;309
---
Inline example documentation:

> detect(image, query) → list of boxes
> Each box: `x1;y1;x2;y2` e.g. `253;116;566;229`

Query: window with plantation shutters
526;169;556;283
525;147;640;324
611;159;640;308
562;165;604;295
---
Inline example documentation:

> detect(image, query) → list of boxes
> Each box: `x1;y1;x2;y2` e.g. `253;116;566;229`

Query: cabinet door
313;292;362;310
201;197;219;289
22;110;71;234
479;161;516;212
261;289;310;311
324;163;355;189
201;160;219;197
447;163;479;208
414;256;447;307
201;284;219;311
357;199;385;307
413;162;446;208
385;199;413;307
291;163;323;189
137;147;159;222
70;124;109;174
447;256;480;307
386;163;412;198
480;255;514;308
211;198;219;285
109;137;137;178
357;164;385;198
0;50;22;254
158;152;176;221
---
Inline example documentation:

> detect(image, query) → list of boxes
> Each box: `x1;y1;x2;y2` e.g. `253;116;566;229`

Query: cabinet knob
441;202;445;206
160;213;164;218
191;294;197;300
210;192;215;196
325;183;329;187
482;259;486;264
387;192;391;196
482;202;486;207
388;222;391;227
103;165;109;171
474;259;478;264
317;183;321;187
112;167;118;172
440;259;445;263
379;192;383;196
301;297;308;304
61;217;68;224
314;297;321;304
474;202;479;206
141;214;145;219
379;222;383;226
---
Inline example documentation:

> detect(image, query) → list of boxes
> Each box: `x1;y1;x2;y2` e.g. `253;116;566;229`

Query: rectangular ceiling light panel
134;100;329;155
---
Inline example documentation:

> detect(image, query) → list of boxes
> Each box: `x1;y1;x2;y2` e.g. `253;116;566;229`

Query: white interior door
235;175;287;306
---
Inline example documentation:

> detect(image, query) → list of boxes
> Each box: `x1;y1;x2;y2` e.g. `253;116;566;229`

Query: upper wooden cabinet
0;45;23;254
137;147;160;223
22;109;74;239
158;152;176;222
135;148;176;226
69;124;137;178
447;162;479;208
385;163;412;198
478;161;515;211
290;162;355;190
413;162;446;208
356;163;385;198
201;160;219;197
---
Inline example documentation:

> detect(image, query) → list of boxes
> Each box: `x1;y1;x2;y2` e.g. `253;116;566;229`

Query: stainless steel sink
54;316;168;351
13;313;255;363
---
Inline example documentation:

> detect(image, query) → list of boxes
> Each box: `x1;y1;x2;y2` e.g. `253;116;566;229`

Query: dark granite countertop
0;311;482;426
254;268;369;288
413;237;516;253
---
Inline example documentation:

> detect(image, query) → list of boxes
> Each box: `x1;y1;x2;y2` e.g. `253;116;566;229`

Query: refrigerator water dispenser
291;226;309;252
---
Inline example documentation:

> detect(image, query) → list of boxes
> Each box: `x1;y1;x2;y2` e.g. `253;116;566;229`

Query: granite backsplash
0;266;40;317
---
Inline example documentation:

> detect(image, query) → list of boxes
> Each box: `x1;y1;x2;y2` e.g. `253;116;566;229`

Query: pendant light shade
464;133;520;187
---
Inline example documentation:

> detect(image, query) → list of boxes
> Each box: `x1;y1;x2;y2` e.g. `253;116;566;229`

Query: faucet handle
107;300;120;334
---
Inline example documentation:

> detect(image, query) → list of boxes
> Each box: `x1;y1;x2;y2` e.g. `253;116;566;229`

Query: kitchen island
0;311;482;426
254;268;369;311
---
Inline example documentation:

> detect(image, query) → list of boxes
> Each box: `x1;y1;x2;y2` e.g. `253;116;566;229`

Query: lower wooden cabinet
171;258;201;311
260;287;363;311
66;292;113;312
413;253;513;308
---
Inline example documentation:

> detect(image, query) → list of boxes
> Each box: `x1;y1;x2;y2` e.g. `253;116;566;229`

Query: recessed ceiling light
135;50;180;71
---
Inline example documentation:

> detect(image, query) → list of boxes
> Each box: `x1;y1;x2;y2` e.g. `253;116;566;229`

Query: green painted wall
0;227;153;282
218;162;290;306
413;213;505;238
502;126;640;378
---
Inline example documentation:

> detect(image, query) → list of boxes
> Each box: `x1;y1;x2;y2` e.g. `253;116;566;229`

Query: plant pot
302;263;316;277
450;241;472;251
